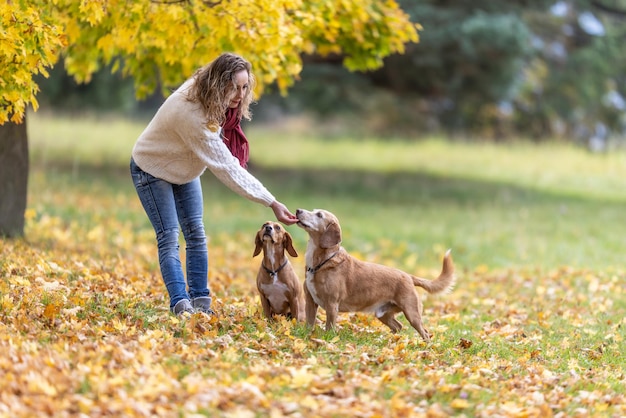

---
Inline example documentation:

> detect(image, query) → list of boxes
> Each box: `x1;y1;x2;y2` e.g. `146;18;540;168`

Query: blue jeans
130;158;210;309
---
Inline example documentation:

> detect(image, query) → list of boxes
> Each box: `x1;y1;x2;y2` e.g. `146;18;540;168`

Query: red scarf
222;107;249;168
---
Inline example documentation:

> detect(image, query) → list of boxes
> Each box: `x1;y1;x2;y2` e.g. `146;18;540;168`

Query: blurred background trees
1;0;420;237
37;0;626;144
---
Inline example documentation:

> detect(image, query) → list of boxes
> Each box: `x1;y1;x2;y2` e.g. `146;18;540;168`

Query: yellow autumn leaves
1;204;624;417
1;0;420;124
0;3;66;124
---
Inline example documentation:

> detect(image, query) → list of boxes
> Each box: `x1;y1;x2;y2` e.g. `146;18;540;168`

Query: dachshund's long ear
253;232;263;257
320;221;341;249
284;231;298;258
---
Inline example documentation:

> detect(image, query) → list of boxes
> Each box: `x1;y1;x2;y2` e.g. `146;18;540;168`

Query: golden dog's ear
284;231;298;258
320;221;341;249
253;232;263;257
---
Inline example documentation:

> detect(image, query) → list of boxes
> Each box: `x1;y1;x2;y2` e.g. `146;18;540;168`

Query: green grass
27;111;626;271
4;111;622;417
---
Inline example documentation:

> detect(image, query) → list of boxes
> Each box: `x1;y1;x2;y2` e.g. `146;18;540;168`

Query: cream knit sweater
132;79;276;207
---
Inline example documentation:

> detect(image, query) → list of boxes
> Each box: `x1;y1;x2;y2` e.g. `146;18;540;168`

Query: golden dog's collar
262;259;289;278
306;251;339;275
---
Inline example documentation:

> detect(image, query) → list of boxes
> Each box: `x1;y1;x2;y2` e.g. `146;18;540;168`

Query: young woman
130;53;297;316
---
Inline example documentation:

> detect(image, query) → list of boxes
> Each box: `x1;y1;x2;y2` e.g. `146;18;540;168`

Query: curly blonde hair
188;52;256;126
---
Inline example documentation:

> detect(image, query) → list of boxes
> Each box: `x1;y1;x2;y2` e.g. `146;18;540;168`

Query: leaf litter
0;213;624;417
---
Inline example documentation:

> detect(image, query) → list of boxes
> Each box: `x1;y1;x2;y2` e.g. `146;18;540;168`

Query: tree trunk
0;117;28;238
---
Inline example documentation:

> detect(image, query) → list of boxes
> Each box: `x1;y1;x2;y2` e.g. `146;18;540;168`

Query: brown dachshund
253;221;304;321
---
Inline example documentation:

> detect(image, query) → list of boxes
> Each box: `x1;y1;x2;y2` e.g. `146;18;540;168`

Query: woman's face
226;69;249;109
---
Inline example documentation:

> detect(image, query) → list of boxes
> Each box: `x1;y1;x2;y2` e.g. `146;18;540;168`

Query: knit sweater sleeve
189;127;276;207
132;81;276;207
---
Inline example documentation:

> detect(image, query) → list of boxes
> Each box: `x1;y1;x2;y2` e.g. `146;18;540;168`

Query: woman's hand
270;201;298;225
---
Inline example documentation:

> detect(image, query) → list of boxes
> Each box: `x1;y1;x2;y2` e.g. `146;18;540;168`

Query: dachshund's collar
306;251;339;275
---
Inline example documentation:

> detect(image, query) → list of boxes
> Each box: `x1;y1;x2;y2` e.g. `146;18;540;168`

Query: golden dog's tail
412;249;456;294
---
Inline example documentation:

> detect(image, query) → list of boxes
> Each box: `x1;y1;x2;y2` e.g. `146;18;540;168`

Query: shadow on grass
32;157;624;207
251;164;626;271
28;160;626;269
252;164;621;208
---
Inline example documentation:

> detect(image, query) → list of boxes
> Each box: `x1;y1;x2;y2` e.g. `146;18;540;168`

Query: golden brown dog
253;221;305;321
295;208;456;341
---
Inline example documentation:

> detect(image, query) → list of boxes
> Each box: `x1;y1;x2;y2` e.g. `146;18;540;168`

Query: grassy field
0;111;622;417
27;111;626;271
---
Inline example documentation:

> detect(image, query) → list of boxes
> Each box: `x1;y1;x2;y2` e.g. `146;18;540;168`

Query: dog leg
394;293;432;341
260;295;273;320
325;302;339;331
304;287;318;327
375;303;403;332
289;296;304;322
377;312;403;333
403;308;431;342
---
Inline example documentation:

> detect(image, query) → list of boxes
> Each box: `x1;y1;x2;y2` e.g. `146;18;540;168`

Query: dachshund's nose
264;224;273;232
296;209;303;216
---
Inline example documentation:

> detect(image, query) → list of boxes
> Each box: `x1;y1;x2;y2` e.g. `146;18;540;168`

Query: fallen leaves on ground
0;213;624;417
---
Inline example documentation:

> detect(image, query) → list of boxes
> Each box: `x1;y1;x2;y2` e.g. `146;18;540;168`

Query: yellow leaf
28;378;58;396
43;303;61;321
451;398;470;409
290;367;314;388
